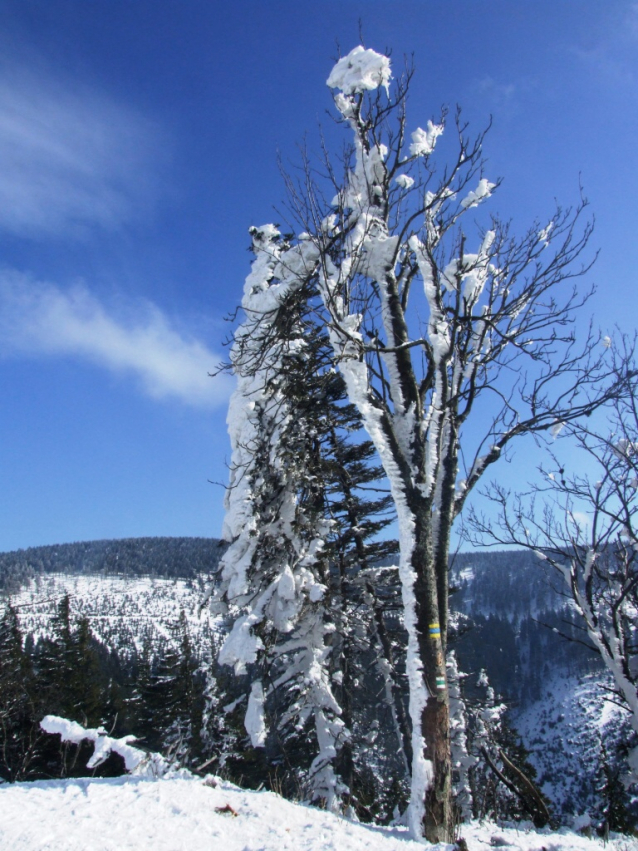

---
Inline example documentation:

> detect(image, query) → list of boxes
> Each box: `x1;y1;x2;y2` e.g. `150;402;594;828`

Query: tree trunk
422;696;452;842
412;503;453;843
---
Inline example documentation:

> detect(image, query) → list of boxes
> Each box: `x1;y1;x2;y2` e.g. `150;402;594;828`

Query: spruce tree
163;611;203;767
216;233;409;810
69;617;104;728
216;237;351;807
33;596;116;777
0;605;38;781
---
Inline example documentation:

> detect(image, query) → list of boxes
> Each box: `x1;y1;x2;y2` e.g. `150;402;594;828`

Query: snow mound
0;774;631;851
326;46;391;95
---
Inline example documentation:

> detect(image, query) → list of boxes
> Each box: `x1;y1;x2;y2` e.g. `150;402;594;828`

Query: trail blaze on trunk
412;507;453;843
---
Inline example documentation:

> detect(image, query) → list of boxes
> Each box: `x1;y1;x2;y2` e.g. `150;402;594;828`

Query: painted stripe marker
429;622;441;637
436;676;446;690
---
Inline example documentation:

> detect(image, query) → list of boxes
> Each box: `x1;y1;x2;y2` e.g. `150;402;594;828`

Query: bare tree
468;341;638;781
223;46;624;841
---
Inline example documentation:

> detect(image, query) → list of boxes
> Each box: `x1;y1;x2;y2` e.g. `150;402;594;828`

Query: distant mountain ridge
450;548;567;620
0;536;227;593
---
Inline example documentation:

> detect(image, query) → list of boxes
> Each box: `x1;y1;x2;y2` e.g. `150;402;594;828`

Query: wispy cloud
570;3;638;88
475;76;517;108
0;57;165;238
0;272;231;409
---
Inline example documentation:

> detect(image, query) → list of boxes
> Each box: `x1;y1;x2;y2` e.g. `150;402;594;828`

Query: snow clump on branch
326;45;391;96
409;121;444;157
395;173;414;189
461;178;497;209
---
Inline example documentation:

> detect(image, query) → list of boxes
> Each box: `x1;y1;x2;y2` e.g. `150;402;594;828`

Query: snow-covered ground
0;773;633;851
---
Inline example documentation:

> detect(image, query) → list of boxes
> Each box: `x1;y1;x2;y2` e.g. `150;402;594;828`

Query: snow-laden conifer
214;225;346;809
447;650;474;821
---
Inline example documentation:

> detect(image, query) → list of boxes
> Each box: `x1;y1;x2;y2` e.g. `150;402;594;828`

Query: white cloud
0;59;165;237
0;271;231;409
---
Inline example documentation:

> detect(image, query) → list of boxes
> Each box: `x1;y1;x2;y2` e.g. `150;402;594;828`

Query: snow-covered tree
213;228;347;808
214;221;410;811
447;650;474;821
470;345;638;784
219;45;625;841
320;396;410;814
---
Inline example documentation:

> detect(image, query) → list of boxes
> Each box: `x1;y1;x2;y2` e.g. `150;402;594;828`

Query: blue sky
1;1;637;552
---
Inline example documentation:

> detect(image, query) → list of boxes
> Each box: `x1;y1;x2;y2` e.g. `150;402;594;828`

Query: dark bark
411;498;453;843
422;697;452;842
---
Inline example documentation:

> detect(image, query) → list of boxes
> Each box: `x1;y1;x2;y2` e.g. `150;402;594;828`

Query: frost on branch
213;225;346;809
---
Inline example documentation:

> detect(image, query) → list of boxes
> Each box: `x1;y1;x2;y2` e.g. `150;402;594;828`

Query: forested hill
0;539;624;821
0;538;562;607
449;548;600;707
450;548;565;621
0;537;227;592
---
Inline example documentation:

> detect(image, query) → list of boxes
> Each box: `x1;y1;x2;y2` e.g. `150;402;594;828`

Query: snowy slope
9;573;219;656
514;670;631;818
0;773;632;851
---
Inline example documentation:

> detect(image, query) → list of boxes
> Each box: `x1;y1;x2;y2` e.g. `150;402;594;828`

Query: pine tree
133;612;204;768
32;596;118;777
35;595;75;720
130;641;158;750
319;398;410;818
198;645;259;784
163;611;204;767
593;734;635;836
466;669;551;826
35;598;104;727
69;617;104;728
215;241;351;808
